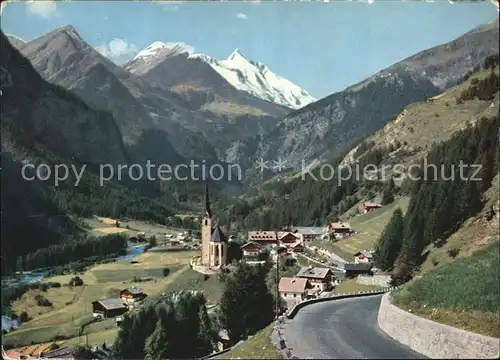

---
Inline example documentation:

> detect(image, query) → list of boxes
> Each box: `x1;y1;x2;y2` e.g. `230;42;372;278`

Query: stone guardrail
378;292;500;359
286;287;396;319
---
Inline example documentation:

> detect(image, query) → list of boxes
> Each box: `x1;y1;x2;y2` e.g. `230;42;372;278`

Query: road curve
279;294;427;359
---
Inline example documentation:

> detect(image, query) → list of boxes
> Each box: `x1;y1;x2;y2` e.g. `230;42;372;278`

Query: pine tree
380;178;395;205
374;207;404;271
219;262;274;344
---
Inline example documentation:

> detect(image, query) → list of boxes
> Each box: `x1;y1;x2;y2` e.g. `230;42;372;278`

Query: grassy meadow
214;323;282;360
2;217;206;349
392;240;500;338
312;197;410;261
80;216;184;240
334;278;385;294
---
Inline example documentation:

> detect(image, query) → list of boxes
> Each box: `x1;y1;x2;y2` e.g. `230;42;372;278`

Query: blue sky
1;1;498;98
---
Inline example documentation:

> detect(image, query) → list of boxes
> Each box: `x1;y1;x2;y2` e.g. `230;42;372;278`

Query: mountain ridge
244;19;499;174
125;41;316;109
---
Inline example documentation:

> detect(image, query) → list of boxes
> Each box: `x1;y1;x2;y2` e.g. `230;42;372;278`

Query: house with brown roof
92;299;128;318
361;202;382;213
296;266;333;292
278;277;310;308
290;242;304;252
247;231;278;244
119;287;147;303
353;250;373;264
241;241;262;257
328;221;354;239
278;231;302;244
291;227;326;241
343;263;373;277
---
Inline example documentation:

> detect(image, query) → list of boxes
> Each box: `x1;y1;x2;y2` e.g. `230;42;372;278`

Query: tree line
5;234;128;275
374;114;499;284
223;140;397;230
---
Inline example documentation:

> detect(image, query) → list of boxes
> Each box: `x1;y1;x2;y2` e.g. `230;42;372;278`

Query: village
2;191;396;359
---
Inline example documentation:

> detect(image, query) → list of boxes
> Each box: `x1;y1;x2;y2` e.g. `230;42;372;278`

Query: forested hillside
221;54;499;232
0;31;173;273
388;113;499;281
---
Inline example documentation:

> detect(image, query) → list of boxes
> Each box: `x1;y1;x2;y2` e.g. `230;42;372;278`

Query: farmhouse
296;267;333;292
278;231;302;244
328;222;354;239
278;277;310;308
247;231;278;244
119;287;147;303
361;202;382;213
353;250;373;263
343;263;372;277
290;242;304;252
291;227;326;241
92;299;128;318
240;241;262;257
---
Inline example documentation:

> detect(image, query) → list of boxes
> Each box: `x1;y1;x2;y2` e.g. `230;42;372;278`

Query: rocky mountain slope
0;30;174;269
14;26;290;171
220;52;499;231
244;19;499;173
125;42;315;109
5;34;25;50
16;26;212;163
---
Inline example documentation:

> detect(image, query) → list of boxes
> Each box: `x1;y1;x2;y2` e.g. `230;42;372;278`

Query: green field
392;240;500;338
334;278;385;294
215;323;282;360
79;216;184;239
312;197;410;261
164;268;224;305
3;245;200;348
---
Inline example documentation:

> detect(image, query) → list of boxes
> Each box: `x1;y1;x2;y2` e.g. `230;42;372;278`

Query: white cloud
153;1;181;11
95;38;139;64
236;13;248;20
26;1;57;18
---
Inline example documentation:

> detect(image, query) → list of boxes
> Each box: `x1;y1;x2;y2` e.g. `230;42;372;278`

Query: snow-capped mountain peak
129;41;316;109
213;49;316;109
133;41;193;61
227;48;246;61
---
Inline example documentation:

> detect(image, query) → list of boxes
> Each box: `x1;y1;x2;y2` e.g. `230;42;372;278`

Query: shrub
35;295;52;307
69;276;84;286
447;248;460;258
162;268;170;277
19;311;29;322
39;283;49;292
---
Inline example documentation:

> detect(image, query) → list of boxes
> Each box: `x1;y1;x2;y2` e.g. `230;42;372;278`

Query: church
200;185;229;268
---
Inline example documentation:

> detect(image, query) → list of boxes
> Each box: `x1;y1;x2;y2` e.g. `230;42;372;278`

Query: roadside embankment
378;293;500;359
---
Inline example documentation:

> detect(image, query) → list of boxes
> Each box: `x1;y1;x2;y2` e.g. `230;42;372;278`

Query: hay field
94;227;129;234
3;249;199;348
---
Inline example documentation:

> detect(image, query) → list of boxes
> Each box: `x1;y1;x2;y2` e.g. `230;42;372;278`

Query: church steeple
204;183;212;217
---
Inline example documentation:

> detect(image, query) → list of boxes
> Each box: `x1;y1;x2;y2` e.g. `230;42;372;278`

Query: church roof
204;183;212;217
211;223;227;243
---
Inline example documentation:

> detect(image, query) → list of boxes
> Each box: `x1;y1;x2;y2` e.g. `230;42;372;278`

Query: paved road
279;294;427;359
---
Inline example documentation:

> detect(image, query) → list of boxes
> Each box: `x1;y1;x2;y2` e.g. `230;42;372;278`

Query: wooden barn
92;299;128;318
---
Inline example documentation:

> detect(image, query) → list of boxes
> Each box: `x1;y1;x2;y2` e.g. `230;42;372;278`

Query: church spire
204;183;212;217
